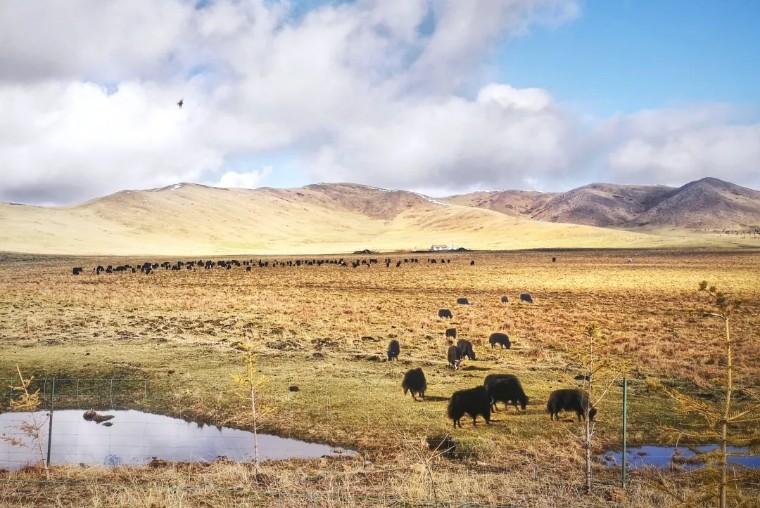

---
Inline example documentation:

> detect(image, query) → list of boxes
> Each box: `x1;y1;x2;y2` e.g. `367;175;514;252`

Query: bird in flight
177;99;184;108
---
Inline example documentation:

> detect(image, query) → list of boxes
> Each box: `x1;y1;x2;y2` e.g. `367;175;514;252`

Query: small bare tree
570;325;626;494
662;282;759;507
1;366;49;477
231;342;269;472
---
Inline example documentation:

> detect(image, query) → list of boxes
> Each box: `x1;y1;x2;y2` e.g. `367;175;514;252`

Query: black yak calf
456;339;476;360
547;389;596;421
520;293;534;304
402;368;427;401
500;295;509;304
484;374;528;412
447;386;491;428
445;328;457;339
456;297;469;305
438;308;453;319
387;339;400;361
489;332;511;349
447;345;461;369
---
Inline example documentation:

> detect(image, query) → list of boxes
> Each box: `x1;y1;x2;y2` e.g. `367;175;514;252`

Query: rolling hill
446;178;760;230
1;179;758;255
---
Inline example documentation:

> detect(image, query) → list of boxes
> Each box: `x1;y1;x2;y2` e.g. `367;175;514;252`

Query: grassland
1;249;759;507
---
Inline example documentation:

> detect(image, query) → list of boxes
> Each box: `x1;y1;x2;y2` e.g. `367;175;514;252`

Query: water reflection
0;409;355;470
602;445;760;470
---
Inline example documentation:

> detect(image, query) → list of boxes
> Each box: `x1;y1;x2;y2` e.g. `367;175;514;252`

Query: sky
1;0;759;205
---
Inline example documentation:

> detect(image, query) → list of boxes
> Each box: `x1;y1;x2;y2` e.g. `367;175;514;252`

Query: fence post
46;377;56;467
622;377;628;487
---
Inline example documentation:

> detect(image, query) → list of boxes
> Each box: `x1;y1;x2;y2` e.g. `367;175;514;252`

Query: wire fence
1;375;758;504
1;377;150;410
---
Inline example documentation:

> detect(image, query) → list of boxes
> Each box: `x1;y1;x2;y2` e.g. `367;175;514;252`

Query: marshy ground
1;249;759;506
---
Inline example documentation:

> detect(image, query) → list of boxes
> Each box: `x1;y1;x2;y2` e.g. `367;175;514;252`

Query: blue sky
494;0;760;116
2;0;760;204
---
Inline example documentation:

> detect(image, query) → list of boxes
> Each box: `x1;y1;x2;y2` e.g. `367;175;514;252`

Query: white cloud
607;123;760;185
306;87;576;190
477;84;552;112
0;80;220;203
216;167;273;188
0;0;758;205
0;1;194;82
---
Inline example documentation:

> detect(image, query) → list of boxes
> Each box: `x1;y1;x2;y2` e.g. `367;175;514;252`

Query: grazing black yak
72;267;83;275
456;297;469;305
484;374;528;412
489;332;511;349
547;389;596;421
438;308;453;319
500;295;509;304
402;368;427;401
456;339;476;360
447;345;461;369
445;328;457;339
447;386;491;428
387;339;400;361
520;293;534;304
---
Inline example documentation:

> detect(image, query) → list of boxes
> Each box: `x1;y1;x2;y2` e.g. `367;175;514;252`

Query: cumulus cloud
0;0;758;205
601;108;760;187
216;167;273;188
0;80;220;204
477;84;552;112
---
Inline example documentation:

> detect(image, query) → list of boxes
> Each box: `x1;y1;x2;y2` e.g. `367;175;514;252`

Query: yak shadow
460;365;490;372
421;395;449;402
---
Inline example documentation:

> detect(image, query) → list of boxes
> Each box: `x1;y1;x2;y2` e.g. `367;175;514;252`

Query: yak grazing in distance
456;339;476;360
445;328;457;339
438;308;453;319
488;332;511;349
484;374;528;412
401;368;427;401
447;386;491;428
387;339;400;361
547;389;596;421
447;345;461;369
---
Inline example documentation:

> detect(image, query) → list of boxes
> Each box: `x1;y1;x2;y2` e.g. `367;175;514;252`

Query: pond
0;409;356;470
601;445;760;470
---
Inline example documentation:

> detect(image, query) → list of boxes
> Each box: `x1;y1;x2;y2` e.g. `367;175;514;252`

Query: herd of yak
391;296;596;429
71;256;594;428
70;256;467;275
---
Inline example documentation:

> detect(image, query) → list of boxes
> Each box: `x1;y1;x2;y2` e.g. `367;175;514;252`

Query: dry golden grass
1;249;759;506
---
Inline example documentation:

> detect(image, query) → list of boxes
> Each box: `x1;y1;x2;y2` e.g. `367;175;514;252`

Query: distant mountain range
1;177;758;255
445;177;760;230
